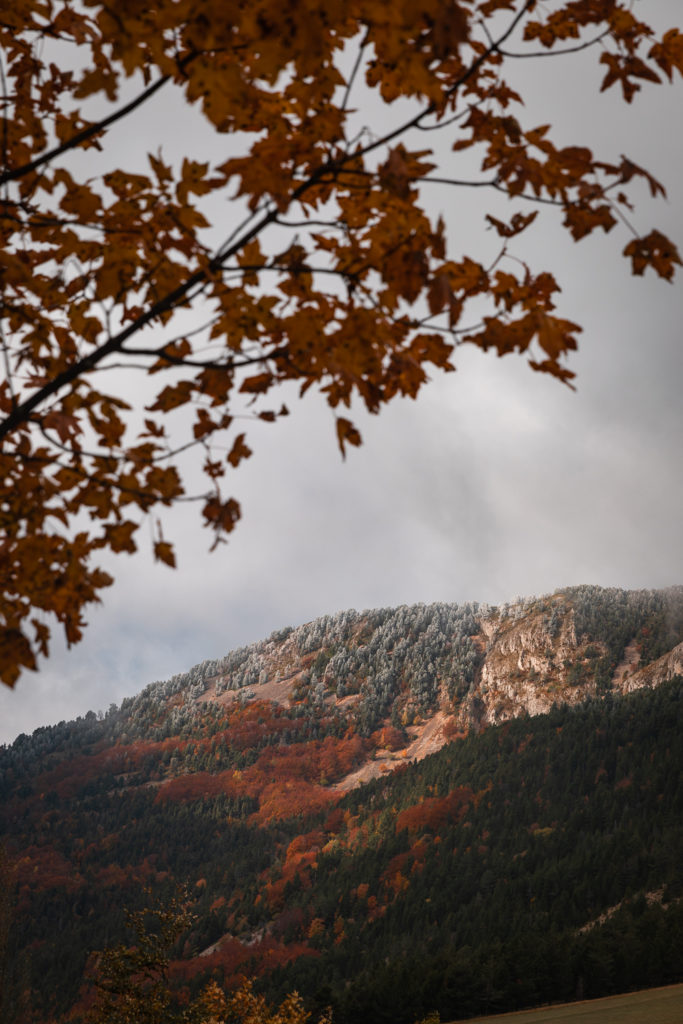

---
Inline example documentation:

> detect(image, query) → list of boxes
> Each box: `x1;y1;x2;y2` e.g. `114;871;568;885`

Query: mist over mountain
2;585;682;1022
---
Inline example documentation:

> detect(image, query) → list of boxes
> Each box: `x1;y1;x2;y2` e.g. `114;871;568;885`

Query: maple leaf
202;496;241;535
336;417;362;458
0;629;37;686
427;273;453;316
612;156;666;198
103;521;138;554
623;231;682;281
175;158;212;205
534;312;581;361
153;540;176;568
148;381;194;412
227;433;253;468
563;203;616;241
379;147;412;200
600;52;661;103
42;409;81;444
486;210;538;238
240;372;273;396
649;28;683;82
528;358;577;386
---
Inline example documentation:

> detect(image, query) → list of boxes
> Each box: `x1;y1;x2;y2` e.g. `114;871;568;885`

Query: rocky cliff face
465;601;582;725
462;599;681;727
620;640;683;692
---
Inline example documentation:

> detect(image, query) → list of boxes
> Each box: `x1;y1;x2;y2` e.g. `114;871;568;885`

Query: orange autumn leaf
486;210;538;238
649;28;683;82
534;312;582;361
227;433;253;468
153;540;176;568
104;521;138;554
336;417;362;458
623;230;682;280
239;373;273;395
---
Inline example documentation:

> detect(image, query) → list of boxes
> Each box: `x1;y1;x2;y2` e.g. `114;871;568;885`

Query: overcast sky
1;6;682;745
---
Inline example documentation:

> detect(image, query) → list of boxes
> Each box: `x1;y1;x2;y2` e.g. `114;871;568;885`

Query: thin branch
307;166;499;191
415;99;485;133
341;29;370;115
421;174;498;188
121;343;286;371
0;68;179;187
215;198;272;261
273;216;343;229
477;7;610;60
410;313;484;338
35;419;209;467
0;54;8;190
0;56;16;407
142;314;222;353
341;1;536;167
233;262;355;280
490;181;565;206
603;195;639;238
497;30;611;59
85;360;153;374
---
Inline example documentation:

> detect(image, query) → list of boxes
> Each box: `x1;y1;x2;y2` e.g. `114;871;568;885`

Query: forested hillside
1;586;682;1022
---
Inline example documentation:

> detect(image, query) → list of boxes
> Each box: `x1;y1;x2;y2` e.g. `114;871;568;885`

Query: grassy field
448;984;683;1023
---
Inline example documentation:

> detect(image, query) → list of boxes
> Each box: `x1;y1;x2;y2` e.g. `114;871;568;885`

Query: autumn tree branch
0;5;536;444
0;72;176;187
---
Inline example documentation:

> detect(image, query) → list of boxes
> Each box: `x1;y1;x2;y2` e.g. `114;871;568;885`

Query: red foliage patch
14;846;84;896
395;786;473;834
155;769;243;802
253;780;334;825
170;934;317;988
370;725;406;751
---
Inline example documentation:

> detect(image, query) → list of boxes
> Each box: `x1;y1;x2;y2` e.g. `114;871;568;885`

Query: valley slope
1;584;682;1023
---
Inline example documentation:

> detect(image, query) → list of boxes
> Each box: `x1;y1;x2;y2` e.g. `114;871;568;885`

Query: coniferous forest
1;586;682;1023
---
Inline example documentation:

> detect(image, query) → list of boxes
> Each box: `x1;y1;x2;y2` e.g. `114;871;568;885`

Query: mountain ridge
2;583;682;1024
117;584;683;791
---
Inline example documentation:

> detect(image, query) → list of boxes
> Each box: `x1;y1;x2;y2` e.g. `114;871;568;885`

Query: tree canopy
1;0;681;686
89;890;330;1024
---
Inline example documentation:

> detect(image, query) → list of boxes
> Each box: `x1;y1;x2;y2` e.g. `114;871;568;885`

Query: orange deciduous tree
1;1;681;685
89;890;330;1024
